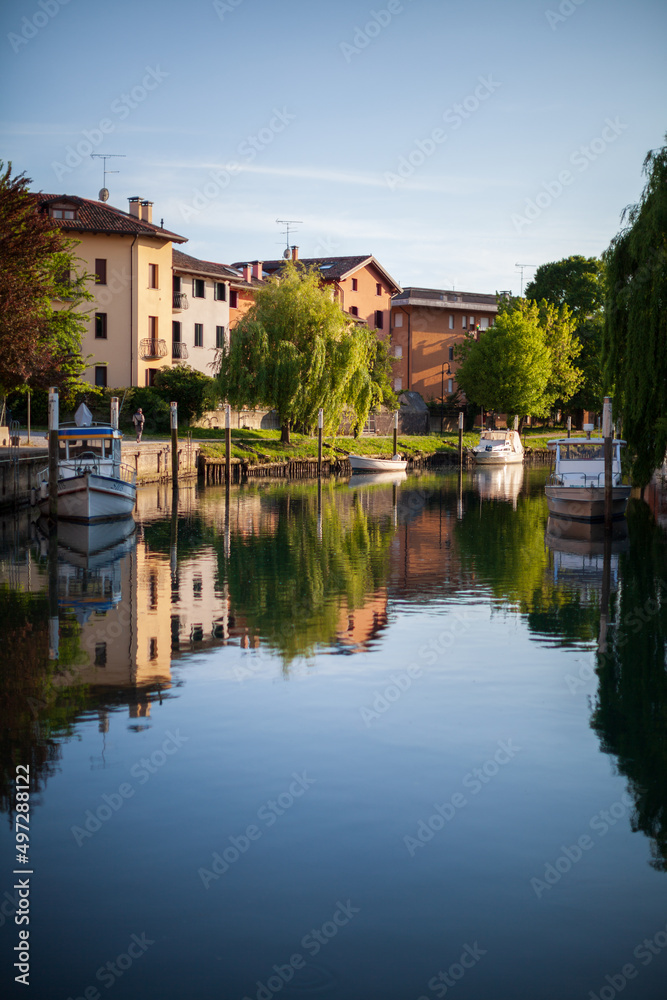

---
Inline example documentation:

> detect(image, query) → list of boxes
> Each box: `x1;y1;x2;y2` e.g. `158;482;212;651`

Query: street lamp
441;362;451;434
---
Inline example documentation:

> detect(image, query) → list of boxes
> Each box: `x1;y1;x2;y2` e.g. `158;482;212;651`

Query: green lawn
197;427;576;464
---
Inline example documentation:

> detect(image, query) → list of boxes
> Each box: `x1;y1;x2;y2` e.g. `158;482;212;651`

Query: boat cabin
547;438;625;486
57;425;122;471
475;430;524;455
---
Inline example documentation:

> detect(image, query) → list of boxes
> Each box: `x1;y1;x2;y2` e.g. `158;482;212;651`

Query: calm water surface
1;466;666;999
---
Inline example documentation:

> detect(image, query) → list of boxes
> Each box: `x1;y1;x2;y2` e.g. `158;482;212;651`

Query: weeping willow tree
216;262;395;442
603;137;667;485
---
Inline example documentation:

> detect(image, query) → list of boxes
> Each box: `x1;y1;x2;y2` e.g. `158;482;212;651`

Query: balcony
173;291;189;310
172;341;189;360
140;338;168;360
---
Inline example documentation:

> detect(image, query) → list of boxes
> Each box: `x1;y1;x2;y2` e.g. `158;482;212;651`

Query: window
216;325;225;348
462;316;467;329
94;259;107;284
375;310;384;330
349;306;358;317
376;282;382;295
469;316;475;327
448;347;454;361
149;264;159;288
448;315;454;330
394;377;403;391
480;317;489;330
95;313;107;339
394;345;403;358
145;368;158;386
172;321;181;343
352;278;358;291
394;313;403;328
230;289;238;309
193;278;205;298
51;207;77;220
94;366;107;387
448;378;454;393
149;316;158;338
94;643;107;667
173;275;181;293
149;638;158;661
194;323;203;347
214;282;226;301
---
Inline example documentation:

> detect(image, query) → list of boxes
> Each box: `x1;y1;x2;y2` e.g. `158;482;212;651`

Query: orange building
390;287;498;398
229;261;265;329
237;249;401;336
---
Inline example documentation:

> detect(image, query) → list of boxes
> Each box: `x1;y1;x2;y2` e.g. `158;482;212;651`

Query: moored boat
37;402;137;522
472;429;524;465
349;454;408;473
544;437;631;522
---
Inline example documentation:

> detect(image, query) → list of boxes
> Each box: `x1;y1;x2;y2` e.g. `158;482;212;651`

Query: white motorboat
544;438;631;522
472;430;524;465
349;454;408;473
37;403;137;523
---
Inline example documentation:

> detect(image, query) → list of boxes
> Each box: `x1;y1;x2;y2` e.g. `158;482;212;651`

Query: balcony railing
172;341;189;360
140;338;168;360
173;291;189;310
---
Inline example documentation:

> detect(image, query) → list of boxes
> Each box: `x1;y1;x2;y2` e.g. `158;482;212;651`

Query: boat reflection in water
472;463;524;508
347;469;407;489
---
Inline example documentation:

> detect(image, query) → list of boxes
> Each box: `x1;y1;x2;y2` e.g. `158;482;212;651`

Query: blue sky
2;0;666;293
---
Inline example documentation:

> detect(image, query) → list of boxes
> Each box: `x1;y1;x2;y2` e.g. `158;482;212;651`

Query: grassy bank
197;427;572;464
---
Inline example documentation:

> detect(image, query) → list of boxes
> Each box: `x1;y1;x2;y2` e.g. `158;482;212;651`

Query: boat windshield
59;438;109;460
559;443;604;461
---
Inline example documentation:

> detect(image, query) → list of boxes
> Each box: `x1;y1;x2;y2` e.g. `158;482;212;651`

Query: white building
171;250;239;376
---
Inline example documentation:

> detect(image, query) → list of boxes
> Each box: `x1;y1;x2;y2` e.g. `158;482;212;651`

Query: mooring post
603;396;613;533
458;411;464;465
27;389;31;445
48;523;59;660
318;408;323;477
393;410;398;456
567;415;572;438
110;396;119;430
170;401;178;484
225;404;231;484
48;387;59;522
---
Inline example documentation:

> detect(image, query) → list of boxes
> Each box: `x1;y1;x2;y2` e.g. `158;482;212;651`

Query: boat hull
38;472;137;522
544;485;631;522
349;455;408;473
473;451;524;466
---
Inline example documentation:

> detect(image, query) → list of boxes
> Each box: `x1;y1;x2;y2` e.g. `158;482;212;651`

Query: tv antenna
91;153;126;201
276;219;302;257
515;263;537;296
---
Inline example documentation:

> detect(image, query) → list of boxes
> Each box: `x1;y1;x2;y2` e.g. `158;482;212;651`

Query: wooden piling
48;387;59;522
225;404;231;484
458;411;463;465
603;396;613;533
318;408;323;477
170;402;178;484
567;415;572;438
393;410;398;456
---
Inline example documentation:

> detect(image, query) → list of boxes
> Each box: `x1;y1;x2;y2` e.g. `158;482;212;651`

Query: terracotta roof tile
31;193;187;242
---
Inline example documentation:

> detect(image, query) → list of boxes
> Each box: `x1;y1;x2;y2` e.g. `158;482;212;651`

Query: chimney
242;264;252;282
141;200;153;224
291;246;299;262
251;260;263;280
128;196;141;218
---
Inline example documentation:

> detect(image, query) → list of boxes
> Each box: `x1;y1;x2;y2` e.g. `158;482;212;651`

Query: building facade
171;250;237;374
390;287;498;398
36;194;188;388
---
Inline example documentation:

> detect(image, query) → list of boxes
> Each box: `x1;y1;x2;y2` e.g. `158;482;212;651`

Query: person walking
132;407;145;443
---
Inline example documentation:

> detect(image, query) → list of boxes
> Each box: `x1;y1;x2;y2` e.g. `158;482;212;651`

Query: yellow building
35;193;187;387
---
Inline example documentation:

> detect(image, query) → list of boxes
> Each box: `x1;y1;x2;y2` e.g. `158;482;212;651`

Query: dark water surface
1;466;666;1000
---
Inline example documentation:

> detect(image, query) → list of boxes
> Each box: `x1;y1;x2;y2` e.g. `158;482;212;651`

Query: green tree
216;263;394;442
455;305;553;419
526;256;604;413
152;364;219;424
0;162;91;399
603;138;667;485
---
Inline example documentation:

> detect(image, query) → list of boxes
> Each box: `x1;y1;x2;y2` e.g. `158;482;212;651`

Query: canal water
1;466;666;1000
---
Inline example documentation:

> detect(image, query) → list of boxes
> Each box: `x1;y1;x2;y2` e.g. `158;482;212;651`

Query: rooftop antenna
90;153;126;201
276;219;302;258
515;263;537;296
